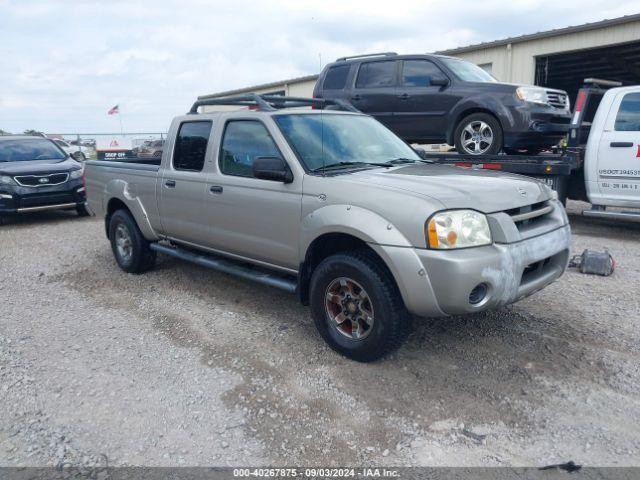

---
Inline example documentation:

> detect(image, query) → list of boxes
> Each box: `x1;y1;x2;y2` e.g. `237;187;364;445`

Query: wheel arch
298;232;398;306
297;205;413;305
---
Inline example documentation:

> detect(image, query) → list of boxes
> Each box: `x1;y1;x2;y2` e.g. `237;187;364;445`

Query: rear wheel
108;209;156;273
309;250;412;362
454;113;502;155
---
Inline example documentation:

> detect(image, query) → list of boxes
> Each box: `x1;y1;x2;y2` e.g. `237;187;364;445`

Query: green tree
23;129;45;137
0;128;10;136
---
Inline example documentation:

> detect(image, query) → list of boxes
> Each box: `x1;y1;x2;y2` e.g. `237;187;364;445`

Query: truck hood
342;163;551;212
0;158;80;176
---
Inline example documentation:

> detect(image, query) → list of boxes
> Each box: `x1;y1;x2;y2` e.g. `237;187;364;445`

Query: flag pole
118;108;124;136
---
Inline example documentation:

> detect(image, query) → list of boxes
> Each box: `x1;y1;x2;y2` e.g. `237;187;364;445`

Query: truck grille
505;201;553;229
546;91;568;109
14;173;69;187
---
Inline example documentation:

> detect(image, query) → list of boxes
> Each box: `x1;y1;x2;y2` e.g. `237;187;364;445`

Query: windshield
0;138;67;162
274;114;420;171
440;57;496;83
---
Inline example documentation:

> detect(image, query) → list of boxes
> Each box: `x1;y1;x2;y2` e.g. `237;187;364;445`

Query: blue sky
0;0;638;133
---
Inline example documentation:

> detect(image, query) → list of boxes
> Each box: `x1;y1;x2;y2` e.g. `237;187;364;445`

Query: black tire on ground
108;209;156;274
76;203;91;217
454;112;503;155
309;249;412;362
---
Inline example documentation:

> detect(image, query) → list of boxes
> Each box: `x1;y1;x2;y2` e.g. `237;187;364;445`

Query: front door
393;59;456;142
596;90;640;206
158;120;213;245
204;119;302;271
349;60;398;129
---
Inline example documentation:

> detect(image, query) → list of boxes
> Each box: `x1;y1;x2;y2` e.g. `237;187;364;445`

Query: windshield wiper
310;161;393;173
387;157;434;164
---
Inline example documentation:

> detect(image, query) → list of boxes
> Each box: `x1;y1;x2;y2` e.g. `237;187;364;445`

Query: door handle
351;94;361;101
610;142;634;148
164;180;176;188
209;185;223;194
397;93;410;100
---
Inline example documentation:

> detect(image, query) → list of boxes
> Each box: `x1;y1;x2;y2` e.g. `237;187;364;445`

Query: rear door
393;59;455;142
596;90;640;205
158;120;214;245
350;60;399;129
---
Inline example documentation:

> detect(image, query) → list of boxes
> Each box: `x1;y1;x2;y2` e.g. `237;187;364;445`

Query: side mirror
253;156;293;183
430;77;449;87
413;147;428;160
70;151;85;161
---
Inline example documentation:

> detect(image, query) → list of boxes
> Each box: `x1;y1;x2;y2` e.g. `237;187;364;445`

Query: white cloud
0;0;638;132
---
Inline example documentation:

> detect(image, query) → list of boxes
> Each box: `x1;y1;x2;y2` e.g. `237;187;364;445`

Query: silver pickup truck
85;95;571;362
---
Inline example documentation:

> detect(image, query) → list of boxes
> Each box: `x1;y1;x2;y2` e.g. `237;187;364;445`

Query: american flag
108;105;119;115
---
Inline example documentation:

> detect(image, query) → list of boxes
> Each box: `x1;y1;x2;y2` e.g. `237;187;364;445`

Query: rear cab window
614;92;640;131
355;61;397;88
322;64;351;90
173;121;213;171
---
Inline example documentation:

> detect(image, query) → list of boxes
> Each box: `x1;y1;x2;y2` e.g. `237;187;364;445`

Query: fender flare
300;204;413;255
104;180;159;241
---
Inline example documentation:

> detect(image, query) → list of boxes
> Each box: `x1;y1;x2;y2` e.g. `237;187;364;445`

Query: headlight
427;210;492;249
0;175;15;185
515;86;548;106
69;167;83;179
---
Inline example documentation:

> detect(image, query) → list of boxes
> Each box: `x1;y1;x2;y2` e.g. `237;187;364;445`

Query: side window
614;92;640;131
323;65;351;90
173;121;212;171
401;60;445;87
355;61;397;88
220;121;280;178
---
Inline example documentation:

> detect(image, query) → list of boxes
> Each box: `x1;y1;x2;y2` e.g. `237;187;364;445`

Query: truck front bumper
372;224;571;318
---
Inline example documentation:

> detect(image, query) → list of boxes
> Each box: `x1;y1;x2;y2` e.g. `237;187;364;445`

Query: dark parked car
0;136;89;222
313;52;571;154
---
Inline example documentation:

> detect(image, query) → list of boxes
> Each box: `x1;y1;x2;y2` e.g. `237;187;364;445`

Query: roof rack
189;94;360;114
335;52;397;62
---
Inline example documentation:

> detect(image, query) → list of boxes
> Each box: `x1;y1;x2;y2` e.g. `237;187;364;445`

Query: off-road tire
108;209;156;273
454;112;503;155
309;249;412;362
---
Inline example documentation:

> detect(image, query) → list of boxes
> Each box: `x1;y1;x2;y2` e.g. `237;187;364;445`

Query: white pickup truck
420;81;640;222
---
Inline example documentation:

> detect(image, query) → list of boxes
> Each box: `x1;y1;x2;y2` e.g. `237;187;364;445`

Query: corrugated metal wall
450;21;640;84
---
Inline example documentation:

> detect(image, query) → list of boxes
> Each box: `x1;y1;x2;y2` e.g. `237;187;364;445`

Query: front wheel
309;250;412;362
454;113;503;155
76;203;91;217
108;209;156;273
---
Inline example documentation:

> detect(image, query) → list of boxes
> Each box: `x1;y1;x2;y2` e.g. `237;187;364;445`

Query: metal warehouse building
200;14;640;107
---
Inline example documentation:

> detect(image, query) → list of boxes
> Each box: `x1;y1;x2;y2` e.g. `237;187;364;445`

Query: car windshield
440;57;497;83
0;138;67;162
274;114;420;172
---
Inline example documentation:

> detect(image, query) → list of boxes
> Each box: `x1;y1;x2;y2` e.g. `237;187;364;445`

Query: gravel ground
0;200;639;468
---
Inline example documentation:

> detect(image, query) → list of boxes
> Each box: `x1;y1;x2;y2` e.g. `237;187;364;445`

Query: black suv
313;52;571;155
0;136;89;222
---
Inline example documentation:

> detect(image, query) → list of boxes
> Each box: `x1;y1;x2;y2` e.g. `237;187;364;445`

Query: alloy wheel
460;120;494;154
324;277;374;340
115;223;133;263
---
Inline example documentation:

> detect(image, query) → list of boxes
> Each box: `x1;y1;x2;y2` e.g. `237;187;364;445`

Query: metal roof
436;13;640;55
199;74;319;100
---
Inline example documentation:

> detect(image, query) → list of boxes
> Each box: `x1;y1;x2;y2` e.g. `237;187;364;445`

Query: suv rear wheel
108;209;156;273
309;250;412;362
454;113;503;155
